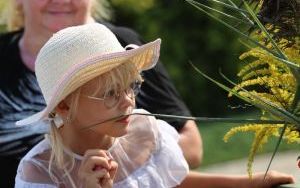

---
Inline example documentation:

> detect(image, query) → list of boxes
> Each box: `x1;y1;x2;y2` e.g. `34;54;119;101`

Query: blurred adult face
18;0;94;33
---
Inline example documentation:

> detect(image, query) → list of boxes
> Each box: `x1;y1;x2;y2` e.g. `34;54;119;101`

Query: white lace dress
15;109;189;188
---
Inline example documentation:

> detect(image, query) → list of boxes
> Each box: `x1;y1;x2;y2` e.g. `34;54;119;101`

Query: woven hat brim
16;39;161;126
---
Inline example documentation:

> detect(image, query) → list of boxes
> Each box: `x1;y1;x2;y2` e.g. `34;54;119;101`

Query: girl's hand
246;170;295;188
78;149;118;188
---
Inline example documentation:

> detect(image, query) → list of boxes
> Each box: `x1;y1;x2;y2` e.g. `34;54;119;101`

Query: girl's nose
118;92;135;109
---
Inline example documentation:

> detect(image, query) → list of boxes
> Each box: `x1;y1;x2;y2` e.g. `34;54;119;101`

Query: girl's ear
55;100;70;117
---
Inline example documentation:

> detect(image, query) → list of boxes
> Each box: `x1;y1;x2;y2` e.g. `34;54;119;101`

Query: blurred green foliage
110;0;250;117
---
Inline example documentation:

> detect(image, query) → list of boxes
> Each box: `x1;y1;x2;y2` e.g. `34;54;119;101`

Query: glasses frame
81;80;142;109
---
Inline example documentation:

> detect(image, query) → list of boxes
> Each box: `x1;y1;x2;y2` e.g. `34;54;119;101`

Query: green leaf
226;0;254;25
130;112;286;124
187;0;253;25
263;124;287;180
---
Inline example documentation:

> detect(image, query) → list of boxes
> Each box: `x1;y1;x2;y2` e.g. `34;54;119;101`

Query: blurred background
110;0;243;118
0;0;298;169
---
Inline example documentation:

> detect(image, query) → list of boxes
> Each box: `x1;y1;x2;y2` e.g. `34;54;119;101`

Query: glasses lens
103;90;119;108
131;80;142;96
103;80;142;109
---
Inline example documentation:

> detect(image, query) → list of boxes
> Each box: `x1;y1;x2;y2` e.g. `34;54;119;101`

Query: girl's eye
105;90;116;98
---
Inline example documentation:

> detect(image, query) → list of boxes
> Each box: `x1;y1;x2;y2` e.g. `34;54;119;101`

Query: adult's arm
177;171;295;188
178;120;202;168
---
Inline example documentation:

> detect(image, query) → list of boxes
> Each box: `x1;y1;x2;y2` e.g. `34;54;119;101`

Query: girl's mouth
115;115;130;124
81;114;132;130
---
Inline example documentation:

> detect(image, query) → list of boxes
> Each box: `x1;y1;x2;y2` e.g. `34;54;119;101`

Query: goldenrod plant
186;0;300;177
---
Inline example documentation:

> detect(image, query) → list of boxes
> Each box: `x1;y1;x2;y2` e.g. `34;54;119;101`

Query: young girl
15;23;294;188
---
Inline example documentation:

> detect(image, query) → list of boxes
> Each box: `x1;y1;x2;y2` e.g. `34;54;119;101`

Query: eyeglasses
82;80;142;109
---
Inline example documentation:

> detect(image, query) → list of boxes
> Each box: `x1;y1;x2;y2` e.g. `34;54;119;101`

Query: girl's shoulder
15;139;56;187
110;109;160;173
110;109;188;187
22;139;51;161
126;109;160;144
127;109;180;145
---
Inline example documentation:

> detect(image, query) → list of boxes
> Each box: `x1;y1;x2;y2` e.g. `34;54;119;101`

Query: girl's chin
112;128;129;137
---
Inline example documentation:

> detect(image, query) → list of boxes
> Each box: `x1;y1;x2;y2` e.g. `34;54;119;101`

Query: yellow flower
225;36;299;176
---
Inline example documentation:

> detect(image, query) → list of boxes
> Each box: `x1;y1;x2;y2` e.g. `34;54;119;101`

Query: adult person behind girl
0;0;201;186
15;22;294;188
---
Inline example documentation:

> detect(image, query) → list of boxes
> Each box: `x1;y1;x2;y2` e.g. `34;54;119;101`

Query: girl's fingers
93;168;110;179
83;149;110;164
101;177;113;188
108;160;118;180
86;155;110;171
78;149;117;188
82;149;112;171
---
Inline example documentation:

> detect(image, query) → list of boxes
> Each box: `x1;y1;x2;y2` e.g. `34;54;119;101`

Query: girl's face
18;0;93;33
70;76;137;137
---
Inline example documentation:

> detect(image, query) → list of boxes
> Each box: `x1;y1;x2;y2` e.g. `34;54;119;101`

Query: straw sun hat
16;23;161;126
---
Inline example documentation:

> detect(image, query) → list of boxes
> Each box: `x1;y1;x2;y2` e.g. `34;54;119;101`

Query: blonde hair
0;0;112;31
46;90;81;187
47;61;142;185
